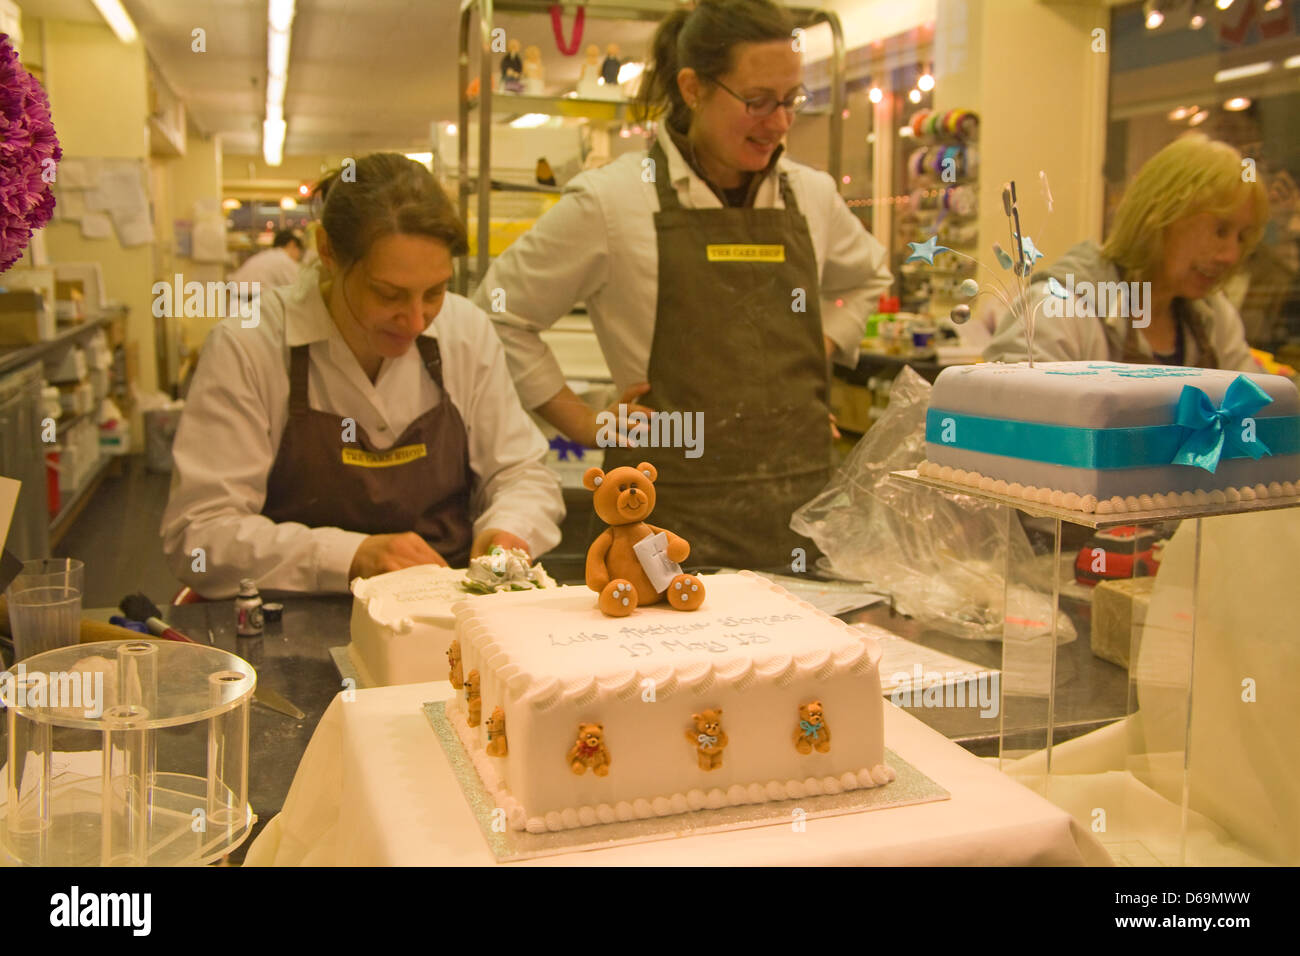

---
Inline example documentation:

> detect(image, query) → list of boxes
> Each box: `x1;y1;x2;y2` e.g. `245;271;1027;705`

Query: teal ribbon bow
1173;376;1274;473
697;733;718;747
799;720;822;739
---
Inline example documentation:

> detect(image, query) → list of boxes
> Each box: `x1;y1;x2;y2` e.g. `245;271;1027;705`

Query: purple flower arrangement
0;33;61;273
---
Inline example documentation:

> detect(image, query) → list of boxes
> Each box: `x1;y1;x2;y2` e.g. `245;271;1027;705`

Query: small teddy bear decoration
685;708;728;771
567;722;611;776
465;669;482;728
794;700;831;754
447;640;464;689
485;706;508;757
583;461;705;618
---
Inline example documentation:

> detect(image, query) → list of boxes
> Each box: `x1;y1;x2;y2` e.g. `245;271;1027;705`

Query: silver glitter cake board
891;469;1300;529
329;645;369;689
424;701;949;863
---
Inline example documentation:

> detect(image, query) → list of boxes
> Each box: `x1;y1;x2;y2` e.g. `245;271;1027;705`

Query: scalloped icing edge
917;460;1300;515
446;697;896;833
455;570;881;712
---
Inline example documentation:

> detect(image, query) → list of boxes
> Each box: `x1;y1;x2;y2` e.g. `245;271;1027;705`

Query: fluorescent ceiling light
263;118;286;167
1214;61;1272;82
1216;0;1234;9
269;0;296;32
91;0;138;43
508;113;550;129
1285;55;1300;69
268;29;291;79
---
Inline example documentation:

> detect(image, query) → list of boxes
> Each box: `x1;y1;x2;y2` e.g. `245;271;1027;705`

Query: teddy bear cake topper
583;461;706;617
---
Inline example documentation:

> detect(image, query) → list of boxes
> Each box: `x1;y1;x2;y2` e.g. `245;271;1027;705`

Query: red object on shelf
44;450;60;517
1074;525;1161;586
877;294;901;314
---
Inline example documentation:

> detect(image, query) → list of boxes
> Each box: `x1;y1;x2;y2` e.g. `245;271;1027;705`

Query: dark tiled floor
53;455;183;610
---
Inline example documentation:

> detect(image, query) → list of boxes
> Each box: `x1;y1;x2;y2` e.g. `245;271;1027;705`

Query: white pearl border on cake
447;697;897;834
916;460;1300;516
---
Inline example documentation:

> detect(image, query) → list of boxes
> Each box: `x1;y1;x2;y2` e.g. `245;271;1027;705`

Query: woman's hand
538;382;654;448
349;532;448;579
473;529;532;559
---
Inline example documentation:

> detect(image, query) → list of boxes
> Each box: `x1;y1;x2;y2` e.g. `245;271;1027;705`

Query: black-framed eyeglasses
707;78;808;117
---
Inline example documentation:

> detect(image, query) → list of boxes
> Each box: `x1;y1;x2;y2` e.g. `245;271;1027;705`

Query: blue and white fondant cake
920;362;1300;514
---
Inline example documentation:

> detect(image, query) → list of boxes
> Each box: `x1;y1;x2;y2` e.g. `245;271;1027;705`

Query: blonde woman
985;134;1268;372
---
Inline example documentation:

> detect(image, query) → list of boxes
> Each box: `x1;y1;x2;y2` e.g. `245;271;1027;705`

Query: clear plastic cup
8;586;82;662
7;558;85;600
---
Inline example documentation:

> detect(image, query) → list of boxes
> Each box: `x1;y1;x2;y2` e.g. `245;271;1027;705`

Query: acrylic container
0;639;256;866
895;469;1300;866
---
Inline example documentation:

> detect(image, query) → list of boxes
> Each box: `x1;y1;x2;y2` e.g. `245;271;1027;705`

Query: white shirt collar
283;261;338;347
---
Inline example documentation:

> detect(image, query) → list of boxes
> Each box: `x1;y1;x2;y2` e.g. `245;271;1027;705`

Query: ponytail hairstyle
633;0;798;131
310;153;469;274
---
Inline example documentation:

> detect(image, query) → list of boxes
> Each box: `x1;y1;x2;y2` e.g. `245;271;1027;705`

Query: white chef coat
473;128;893;409
161;263;564;598
230;246;301;292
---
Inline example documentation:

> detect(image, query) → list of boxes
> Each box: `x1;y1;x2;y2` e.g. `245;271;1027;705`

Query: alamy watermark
152;274;261;328
889;664;999;718
0;664;104;719
595;404;704;459
1044;274;1151;329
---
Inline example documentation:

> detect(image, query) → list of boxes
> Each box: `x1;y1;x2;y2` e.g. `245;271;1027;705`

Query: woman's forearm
536;385;598;447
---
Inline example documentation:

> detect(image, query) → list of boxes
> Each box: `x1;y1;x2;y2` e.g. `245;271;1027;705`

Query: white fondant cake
922;361;1300;514
445;571;894;833
349;559;556;686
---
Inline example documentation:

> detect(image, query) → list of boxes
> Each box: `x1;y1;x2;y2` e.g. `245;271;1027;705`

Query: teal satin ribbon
799;720;823;739
1172;376;1273;472
927;378;1298;472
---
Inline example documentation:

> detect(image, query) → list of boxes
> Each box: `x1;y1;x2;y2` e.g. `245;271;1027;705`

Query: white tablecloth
243;681;1111;866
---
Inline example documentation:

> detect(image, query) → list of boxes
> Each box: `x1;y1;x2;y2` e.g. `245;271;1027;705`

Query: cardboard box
1090;575;1155;669
0;290;55;345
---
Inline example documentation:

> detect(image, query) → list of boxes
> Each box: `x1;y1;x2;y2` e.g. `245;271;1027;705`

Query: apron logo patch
706;244;786;263
341;443;428;468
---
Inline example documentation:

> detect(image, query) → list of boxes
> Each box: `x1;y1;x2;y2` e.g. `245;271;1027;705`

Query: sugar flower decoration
0;34;61;273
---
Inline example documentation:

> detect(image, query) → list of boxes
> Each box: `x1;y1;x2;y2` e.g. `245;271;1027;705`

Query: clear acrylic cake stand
891;469;1300;866
1;640;256;866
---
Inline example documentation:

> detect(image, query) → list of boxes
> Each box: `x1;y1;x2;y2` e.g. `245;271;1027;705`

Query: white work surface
244;681;1112;866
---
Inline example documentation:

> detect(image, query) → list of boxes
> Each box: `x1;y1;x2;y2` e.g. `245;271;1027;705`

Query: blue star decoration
905;236;951;264
1047;276;1070;299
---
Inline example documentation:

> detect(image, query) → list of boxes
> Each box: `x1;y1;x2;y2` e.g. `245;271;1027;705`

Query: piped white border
917;460;1300;516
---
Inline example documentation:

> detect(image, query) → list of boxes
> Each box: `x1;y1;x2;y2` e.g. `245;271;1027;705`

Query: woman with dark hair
163;153;563;597
475;0;891;569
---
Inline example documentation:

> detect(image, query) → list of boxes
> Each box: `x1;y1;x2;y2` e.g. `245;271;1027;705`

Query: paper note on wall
55;188;86;221
80;212;112;239
55;157;100;190
112;208;154;247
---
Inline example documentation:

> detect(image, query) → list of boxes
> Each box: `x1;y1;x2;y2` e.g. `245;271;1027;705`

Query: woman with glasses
475;0;891;569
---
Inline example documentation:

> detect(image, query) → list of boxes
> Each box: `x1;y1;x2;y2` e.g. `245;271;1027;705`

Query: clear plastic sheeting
793;366;1075;644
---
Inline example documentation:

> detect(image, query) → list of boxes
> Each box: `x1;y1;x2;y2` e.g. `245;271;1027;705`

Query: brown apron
263;326;475;566
603;140;830;569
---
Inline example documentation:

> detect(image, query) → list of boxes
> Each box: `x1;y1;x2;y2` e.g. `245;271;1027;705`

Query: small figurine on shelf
500;38;524;93
685;709;728;771
583;461;705;618
536;157;557;187
465;669;482;727
577;43;602;98
522;44;545;95
447;639;464;689
567;723;611;776
485;706;509;757
600;42;622;86
794;700;831;754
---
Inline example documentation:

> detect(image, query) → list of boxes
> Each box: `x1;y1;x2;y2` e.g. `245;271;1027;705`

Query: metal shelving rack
455;0;846;294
